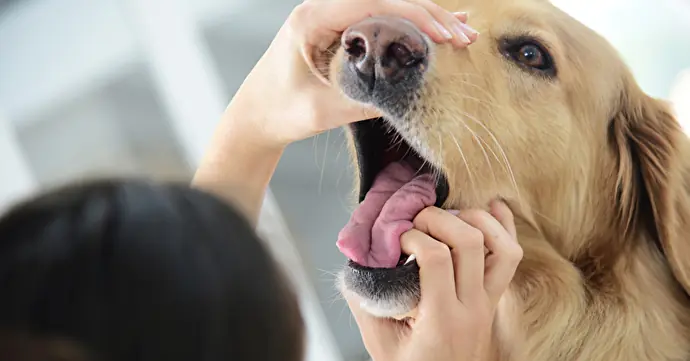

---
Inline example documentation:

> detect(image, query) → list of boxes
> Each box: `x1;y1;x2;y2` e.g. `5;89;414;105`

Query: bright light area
551;0;690;99
671;70;690;134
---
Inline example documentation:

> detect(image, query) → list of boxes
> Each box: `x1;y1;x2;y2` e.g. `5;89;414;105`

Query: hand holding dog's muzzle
346;201;522;361
228;0;477;148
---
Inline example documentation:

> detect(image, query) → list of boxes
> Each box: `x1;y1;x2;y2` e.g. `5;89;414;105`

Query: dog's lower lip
348;253;417;269
347;258;419;271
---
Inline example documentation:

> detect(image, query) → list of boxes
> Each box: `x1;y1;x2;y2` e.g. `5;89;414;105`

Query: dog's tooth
404;254;417;265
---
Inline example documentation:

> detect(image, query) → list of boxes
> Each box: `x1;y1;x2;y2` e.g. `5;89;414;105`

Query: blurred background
0;0;688;360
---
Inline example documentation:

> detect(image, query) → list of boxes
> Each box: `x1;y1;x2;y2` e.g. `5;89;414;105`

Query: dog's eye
515;44;545;68
501;38;556;77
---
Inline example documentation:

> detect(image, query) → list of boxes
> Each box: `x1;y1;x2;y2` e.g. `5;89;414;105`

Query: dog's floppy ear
611;81;690;296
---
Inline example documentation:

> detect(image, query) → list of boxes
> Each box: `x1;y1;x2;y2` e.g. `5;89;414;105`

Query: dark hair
0;179;304;361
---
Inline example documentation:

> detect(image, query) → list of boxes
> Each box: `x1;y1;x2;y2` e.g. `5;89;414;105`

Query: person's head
0;179;304;361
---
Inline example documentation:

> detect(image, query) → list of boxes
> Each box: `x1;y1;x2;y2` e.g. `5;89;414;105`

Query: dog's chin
337;261;420;318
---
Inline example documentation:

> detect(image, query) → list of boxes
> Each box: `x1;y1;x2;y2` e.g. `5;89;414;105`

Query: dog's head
325;0;690;318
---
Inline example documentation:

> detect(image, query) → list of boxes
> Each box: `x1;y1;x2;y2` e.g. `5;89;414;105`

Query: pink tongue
336;162;437;268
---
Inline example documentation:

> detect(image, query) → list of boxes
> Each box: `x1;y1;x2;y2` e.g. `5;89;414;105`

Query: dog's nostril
345;36;367;60
385;42;422;68
341;17;428;88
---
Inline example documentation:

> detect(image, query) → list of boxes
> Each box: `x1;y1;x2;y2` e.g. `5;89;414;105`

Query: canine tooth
404;254;416;265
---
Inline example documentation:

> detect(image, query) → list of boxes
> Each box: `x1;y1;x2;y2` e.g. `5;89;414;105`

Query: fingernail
452;24;472;44
447;209;461;216
434;21;454;40
462;22;480;39
453;11;469;21
404;254;417;265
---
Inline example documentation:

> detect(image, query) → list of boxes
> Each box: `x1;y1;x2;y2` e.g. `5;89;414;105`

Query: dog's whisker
447;71;485;80
317;267;339;279
453;82;501;109
333;133;348;167
459;111;521;201
334;137;353;199
533;209;560;228
450;134;478;203
318;130;332;194
453;111;502;166
447;72;501;103
434;132;444;181
455;119;498;188
458;93;500;112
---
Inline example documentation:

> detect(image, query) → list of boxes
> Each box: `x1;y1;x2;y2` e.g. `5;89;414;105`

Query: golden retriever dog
320;0;690;359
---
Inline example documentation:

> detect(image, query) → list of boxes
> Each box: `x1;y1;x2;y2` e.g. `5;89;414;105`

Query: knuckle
415;206;436;219
400;228;420;246
412;206;439;227
426;2;448;16
290;2;313;24
421;243;452;264
497;242;523;265
459;228;485;250
476;209;494;222
396;1;432;21
508;243;524;262
409;0;438;9
460;209;488;225
469;305;493;327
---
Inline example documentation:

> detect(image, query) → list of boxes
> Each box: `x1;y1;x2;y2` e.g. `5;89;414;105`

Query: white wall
0;0;138;122
553;0;690;98
671;70;690;133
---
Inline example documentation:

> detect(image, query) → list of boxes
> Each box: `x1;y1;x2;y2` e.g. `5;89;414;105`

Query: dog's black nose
342;16;428;87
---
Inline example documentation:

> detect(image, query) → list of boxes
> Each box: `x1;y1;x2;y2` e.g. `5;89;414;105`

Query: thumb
344;292;402;358
326;90;382;123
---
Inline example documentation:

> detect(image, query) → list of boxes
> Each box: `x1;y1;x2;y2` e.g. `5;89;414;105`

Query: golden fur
329;0;690;359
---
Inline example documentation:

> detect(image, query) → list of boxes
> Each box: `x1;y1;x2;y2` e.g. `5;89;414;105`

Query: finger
344;290;405;359
453;11;468;22
406;0;478;46
412;207;485;303
453;12;480;42
458;208;522;304
400;228;457;307
489;199;517;241
292;0;453;47
405;0;467;46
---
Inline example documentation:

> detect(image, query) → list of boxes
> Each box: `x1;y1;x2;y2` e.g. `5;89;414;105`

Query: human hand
345;201;522;361
229;0;479;148
195;0;478;224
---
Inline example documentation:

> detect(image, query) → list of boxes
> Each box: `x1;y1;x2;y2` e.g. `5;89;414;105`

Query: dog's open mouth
337;118;449;270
